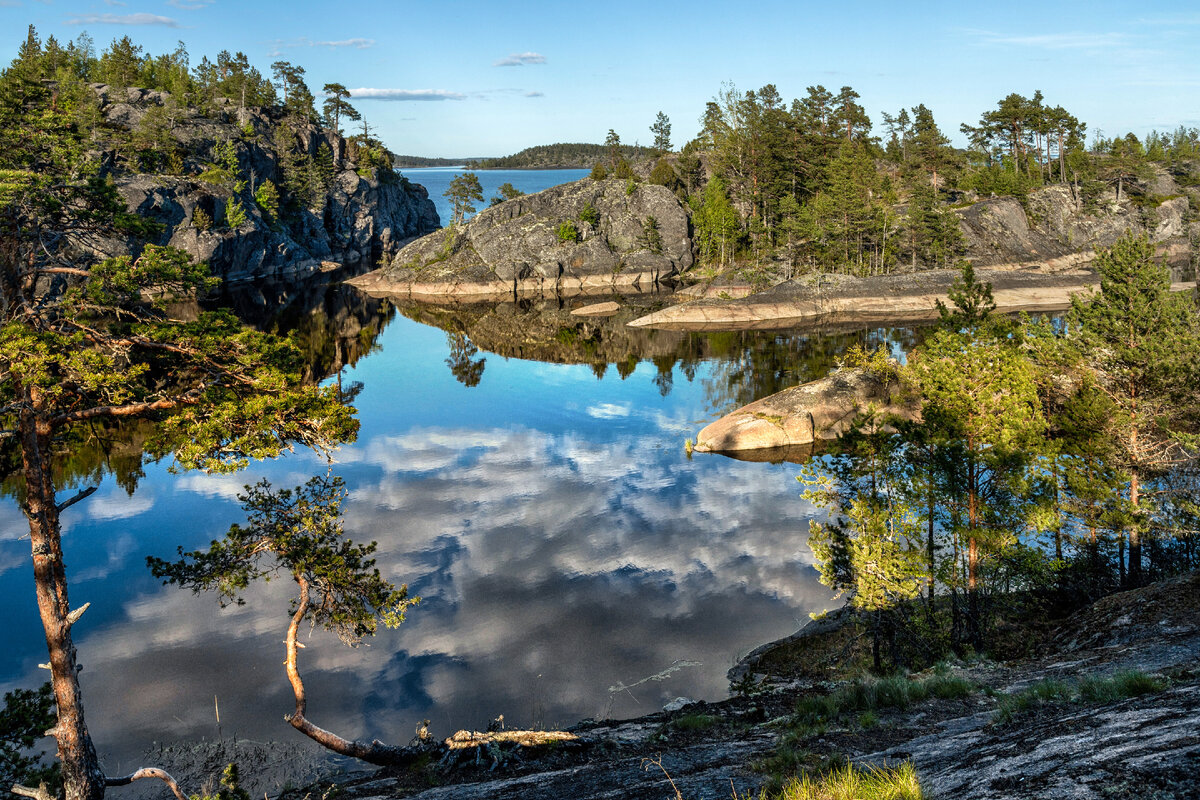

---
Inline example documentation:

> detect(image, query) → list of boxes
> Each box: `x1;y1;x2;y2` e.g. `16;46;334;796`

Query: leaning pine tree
1;41;356;800
148;476;422;766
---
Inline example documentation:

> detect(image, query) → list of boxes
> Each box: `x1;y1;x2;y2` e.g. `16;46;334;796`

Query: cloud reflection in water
2;314;842;772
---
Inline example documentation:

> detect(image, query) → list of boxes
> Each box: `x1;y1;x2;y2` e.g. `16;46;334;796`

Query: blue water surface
401;167;590;227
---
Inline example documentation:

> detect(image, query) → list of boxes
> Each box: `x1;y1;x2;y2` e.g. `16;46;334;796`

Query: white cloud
311;38;374;49
525;91;545;98
66;12;181;26
87;489;154;521
174;473;258;501
494;52;546;67
268;36;375;52
348;88;466;102
969;29;1128;50
586;403;630;420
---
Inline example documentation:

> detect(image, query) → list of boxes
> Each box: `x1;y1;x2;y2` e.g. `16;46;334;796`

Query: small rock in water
663;697;695;712
571;301;621;317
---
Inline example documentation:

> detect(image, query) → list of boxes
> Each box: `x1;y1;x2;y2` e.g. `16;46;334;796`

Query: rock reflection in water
401;296;924;413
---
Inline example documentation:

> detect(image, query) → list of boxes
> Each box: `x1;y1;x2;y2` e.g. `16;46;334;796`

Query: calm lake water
400;167;590;226
0;168;918;780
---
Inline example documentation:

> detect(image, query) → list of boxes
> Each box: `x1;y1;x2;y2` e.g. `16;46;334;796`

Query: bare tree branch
11;783;55;800
57;486;98;514
105;768;186;800
52;395;194;426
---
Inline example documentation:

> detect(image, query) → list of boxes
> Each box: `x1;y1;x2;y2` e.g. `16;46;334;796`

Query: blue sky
3;0;1199;157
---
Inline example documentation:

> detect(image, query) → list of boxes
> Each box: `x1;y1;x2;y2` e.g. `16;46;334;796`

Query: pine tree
1068;231;1200;585
444;171;483;224
96;36;143;90
907;329;1046;650
1;57;356;800
148;477;417;766
909;104;954;189
605;128;621;168
650;111;672;155
936;260;994;329
321;83;360;135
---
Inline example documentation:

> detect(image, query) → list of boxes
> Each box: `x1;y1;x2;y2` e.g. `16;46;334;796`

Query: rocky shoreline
629;263;1194;331
273;572;1200;800
351;178;691;300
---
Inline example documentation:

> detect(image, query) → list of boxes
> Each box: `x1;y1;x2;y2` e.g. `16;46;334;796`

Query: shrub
641;215;662;253
253;181;280;221
223;197;247;229
589;163;608;180
197;165;234;186
555;221;579;242
648;158;678;189
579;201;600;226
192;206;213;231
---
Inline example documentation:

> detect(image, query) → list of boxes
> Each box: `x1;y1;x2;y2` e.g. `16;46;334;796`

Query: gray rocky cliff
82;85;439;282
956;171;1195;276
354;178;692;298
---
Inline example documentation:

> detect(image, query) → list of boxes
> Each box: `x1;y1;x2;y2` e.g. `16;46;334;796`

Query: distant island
392;155;481;168
472;142;649;169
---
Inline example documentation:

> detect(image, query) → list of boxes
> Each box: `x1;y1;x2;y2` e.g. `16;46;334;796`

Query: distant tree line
474;141;647;169
393;155;473;167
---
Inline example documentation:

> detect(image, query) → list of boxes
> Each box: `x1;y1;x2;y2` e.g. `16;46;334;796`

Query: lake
0;169;917;784
399;167;591;227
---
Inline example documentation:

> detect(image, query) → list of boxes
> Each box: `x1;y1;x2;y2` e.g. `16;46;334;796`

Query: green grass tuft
923;674;974;700
1079;669;1166;703
997;670;1167;723
994;679;1073;723
669;712;719;732
769;762;924;800
794;673;975;730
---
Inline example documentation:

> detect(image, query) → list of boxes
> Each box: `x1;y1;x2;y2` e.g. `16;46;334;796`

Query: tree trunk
966;455;981;650
871;610;882;673
1128;468;1142;586
926;488;936;620
19;395;106;800
1118;532;1127;586
284;578;423;767
1058;131;1066;184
